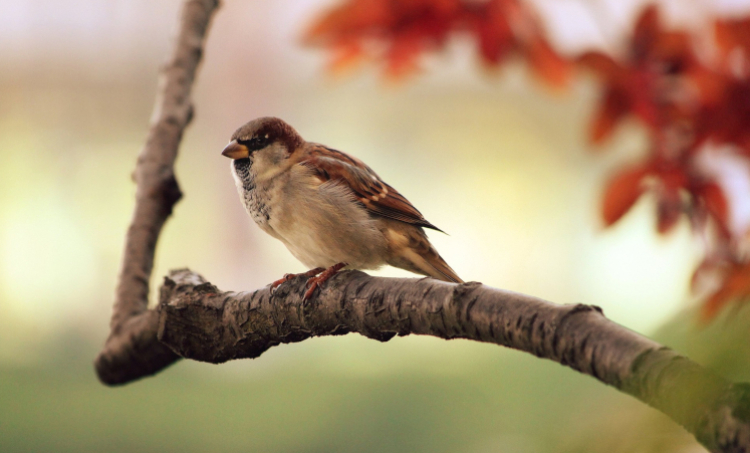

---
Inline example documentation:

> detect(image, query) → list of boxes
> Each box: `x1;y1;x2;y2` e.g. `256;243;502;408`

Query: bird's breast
232;161;389;269
232;159;273;231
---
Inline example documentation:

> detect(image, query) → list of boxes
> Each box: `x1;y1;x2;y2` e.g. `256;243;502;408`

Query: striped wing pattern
299;144;442;231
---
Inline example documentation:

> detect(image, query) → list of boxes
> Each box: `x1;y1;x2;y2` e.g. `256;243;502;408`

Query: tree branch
95;0;220;385
151;268;749;453
94;1;750;451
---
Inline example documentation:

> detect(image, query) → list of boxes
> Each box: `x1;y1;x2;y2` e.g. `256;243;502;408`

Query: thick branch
152;269;749;453
95;0;220;384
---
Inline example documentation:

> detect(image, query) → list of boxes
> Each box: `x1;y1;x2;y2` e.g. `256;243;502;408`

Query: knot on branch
159;268;213;305
145;173;183;217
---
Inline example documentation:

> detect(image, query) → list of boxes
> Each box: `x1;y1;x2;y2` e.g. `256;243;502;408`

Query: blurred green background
2;0;750;452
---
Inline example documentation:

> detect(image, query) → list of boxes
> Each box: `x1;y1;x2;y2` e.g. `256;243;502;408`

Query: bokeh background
2;0;750;452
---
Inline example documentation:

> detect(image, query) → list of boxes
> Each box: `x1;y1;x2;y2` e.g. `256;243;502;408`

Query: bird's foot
271;267;325;292
304;262;347;300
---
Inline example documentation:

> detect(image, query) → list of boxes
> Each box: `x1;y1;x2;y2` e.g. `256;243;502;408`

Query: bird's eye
238;136;270;151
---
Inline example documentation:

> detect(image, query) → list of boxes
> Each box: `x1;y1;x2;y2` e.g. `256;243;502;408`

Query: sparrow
222;117;463;299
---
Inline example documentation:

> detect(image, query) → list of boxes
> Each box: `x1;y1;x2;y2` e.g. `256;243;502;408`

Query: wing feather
298;144;443;232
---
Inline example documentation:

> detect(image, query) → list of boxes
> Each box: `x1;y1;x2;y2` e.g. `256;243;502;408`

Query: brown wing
299;144;443;232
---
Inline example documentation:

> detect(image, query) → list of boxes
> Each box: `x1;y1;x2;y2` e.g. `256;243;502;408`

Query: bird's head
222;117;304;180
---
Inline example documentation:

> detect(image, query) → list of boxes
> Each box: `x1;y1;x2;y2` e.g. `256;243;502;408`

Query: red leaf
591;89;630;145
698;182;730;232
715;17;750;59
304;0;389;45
703;286;733;320
577;52;621;79
602;165;650;226
654;167;687;235
475;3;514;65
632;5;660;61
712;80;750;149
658;166;688;192
526;37;570;89
656;189;682;234
702;262;750;320
385;34;424;79
328;42;365;74
627;72;660;130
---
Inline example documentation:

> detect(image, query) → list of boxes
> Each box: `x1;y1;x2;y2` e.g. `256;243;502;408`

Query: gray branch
153;268;750;453
95;0;220;385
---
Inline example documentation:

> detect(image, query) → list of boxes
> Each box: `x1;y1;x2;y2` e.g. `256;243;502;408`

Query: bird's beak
221;140;250;159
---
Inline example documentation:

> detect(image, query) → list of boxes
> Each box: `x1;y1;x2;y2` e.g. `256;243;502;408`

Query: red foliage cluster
305;1;750;320
303;0;570;86
586;10;750;319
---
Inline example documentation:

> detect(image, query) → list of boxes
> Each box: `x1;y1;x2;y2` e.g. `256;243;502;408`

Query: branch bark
95;0;220;385
152;268;750;453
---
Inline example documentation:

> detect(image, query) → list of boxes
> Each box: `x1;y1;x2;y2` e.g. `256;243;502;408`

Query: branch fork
96;1;750;451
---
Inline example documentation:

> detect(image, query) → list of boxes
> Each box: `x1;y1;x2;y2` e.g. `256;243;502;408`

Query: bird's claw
302;262;347;301
303;281;320;301
270;268;325;294
270;273;294;293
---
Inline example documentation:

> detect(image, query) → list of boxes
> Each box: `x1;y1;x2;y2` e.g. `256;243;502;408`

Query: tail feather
424;253;464;284
385;224;464;283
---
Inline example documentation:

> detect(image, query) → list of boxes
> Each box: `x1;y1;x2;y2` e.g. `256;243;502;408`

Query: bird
222;117;463;299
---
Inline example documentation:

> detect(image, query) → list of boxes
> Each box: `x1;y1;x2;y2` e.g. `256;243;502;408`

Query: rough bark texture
152;268;750;453
95;1;750;452
95;0;220;385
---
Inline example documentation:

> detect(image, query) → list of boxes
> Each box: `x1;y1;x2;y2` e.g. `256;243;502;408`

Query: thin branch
153;268;750;453
95;0;220;385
